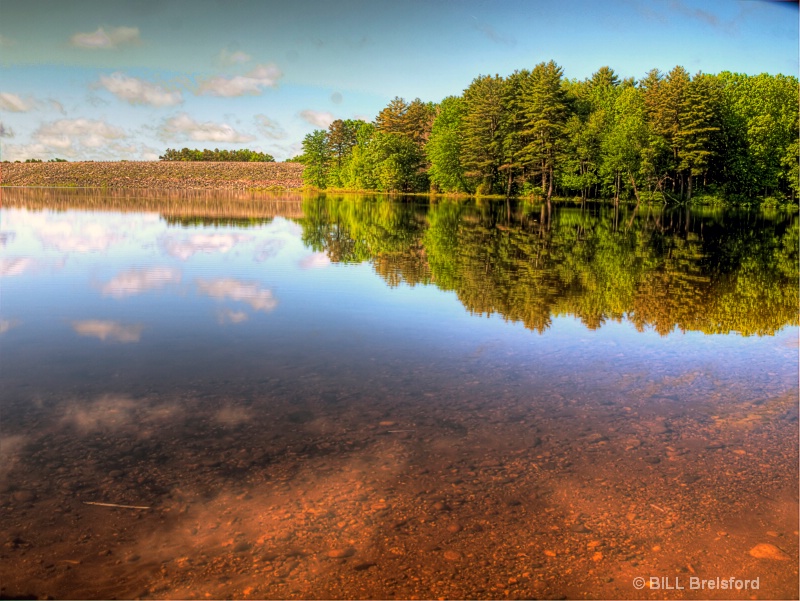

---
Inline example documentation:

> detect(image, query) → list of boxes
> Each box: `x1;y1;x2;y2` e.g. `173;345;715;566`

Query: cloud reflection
0;434;27;483
0;257;33;277
60;394;183;436
216;308;249;324
159;233;252;260
101;266;182;298
197;278;277;312
299;252;331;269
0;231;15;247
72;320;143;342
0;319;19;334
39;221;122;253
253;238;286;262
61;394;139;432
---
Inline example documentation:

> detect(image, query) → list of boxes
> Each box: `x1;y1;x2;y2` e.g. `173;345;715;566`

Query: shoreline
2;162;795;209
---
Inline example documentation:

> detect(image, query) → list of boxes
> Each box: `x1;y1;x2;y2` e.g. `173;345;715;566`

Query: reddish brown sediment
0;161;305;190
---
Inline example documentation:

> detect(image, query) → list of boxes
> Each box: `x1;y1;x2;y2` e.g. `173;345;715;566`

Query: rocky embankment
0;161;305;190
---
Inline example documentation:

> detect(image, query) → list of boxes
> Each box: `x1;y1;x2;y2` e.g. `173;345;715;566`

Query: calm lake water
1;188;798;600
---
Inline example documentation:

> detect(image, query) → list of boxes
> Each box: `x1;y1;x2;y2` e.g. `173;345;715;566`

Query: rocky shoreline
0;161;305;190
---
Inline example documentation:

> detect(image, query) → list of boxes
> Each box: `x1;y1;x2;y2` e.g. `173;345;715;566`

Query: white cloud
0;92;31;112
99;72;182;107
0;122;14;138
218;49;252;65
72;320;143;342
50;99;66;114
1;118;129;160
254;114;287;140
140;145;160;161
198;63;281;97
299;109;334;128
70;26;140;50
159;232;252;260
32;118;127;154
161;113;255;143
1;143;52;162
101;267;182;298
197;278;278;312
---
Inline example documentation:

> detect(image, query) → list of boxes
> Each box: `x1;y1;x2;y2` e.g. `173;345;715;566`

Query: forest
159;148;275;162
297;63;799;204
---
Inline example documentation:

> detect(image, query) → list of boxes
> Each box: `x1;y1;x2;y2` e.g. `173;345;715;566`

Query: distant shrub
160;148;275;162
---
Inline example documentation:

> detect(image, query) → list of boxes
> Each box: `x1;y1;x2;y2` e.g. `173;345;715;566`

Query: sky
0;0;797;162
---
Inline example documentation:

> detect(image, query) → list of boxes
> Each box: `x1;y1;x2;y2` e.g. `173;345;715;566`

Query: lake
1;188;797;599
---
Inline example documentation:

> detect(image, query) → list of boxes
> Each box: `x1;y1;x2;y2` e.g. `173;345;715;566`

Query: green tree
461;75;506;194
426;96;469;193
326;119;363;187
676;73;721;199
601;86;649;204
520;61;569;203
300;130;331;188
498;69;533;197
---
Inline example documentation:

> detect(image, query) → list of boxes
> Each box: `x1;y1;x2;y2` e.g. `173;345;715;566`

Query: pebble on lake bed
748;543;790;561
327;547;356;559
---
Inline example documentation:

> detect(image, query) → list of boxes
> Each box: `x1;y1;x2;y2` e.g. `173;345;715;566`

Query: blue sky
0;0;796;162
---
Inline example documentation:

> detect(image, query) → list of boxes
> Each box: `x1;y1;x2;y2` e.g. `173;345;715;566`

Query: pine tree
461;75;505;194
676;73;721;199
520;61;568;203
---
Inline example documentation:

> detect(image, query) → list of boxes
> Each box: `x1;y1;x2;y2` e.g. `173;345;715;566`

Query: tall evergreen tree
676;73;721;199
461;75;506;194
521;61;569;203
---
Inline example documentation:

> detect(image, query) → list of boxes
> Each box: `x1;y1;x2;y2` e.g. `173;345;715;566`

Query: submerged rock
748;543;790;561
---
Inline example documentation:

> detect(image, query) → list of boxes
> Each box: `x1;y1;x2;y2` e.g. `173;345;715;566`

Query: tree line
159;148;275;162
298;63;798;204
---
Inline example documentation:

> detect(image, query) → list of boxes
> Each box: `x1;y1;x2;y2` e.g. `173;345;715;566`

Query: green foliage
292;62;797;204
300;130;331;188
426;96;469;193
520;61;569;200
159;148;275;162
461;74;506;193
376;97;436;149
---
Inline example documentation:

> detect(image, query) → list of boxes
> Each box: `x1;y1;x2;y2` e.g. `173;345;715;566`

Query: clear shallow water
1;189;797;600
